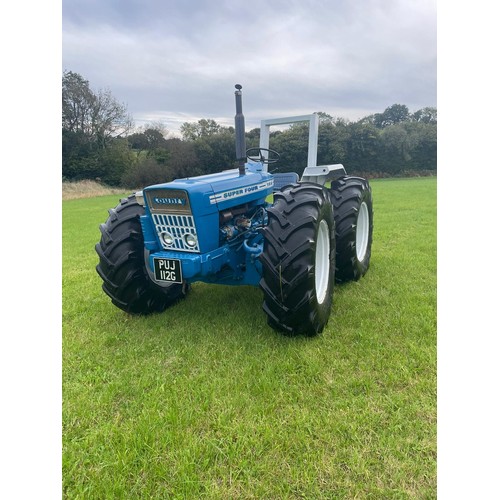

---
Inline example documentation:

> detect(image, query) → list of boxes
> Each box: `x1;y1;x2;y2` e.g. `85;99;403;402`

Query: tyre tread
95;195;188;315
330;176;373;282
260;183;335;336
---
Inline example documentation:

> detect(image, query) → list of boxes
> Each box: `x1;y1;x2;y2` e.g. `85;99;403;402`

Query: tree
127;131;150;154
321;119;350;166
316;111;334;125
379;125;411;172
403;122;437;169
62;70;132;148
92;88;133;148
373;104;410;128
97;138;137;185
128;123;170;166
62;71;96;137
180;119;229;141
62;129;100;180
121;157;171;189
245;128;261;150
193;131;236;174
142;127;168;151
62;77;437;184
164;138;201;179
412;107;437;124
271;123;309;174
62;70;134;181
345;122;381;171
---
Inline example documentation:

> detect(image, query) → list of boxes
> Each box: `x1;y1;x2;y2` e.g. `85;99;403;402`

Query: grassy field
62;180;131;200
62;177;437;498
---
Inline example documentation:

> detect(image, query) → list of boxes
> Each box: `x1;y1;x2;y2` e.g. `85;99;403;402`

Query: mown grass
62;177;436;498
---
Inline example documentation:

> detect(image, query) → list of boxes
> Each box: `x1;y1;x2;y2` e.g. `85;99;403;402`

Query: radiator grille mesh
152;213;200;252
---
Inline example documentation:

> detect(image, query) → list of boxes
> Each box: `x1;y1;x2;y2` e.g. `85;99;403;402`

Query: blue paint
142;166;274;287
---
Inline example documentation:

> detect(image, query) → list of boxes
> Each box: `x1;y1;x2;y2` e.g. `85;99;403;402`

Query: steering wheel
246;147;280;165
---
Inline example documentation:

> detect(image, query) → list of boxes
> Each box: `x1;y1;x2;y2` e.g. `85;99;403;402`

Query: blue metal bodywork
141;164;274;287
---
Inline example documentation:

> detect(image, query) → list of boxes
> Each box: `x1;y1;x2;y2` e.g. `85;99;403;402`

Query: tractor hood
141;168;274;254
143;168;274;214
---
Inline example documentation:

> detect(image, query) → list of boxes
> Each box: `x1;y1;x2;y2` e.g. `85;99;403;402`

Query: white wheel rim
315;219;330;305
356;202;369;262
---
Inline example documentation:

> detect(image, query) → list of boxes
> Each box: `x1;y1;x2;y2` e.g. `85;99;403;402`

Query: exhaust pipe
234;84;246;176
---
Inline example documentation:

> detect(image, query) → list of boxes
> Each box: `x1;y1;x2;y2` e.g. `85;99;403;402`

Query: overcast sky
62;0;436;135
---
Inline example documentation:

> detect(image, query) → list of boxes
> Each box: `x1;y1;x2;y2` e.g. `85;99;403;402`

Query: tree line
62;71;436;188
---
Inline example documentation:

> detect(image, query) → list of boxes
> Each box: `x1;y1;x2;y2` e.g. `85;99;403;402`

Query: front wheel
260;183;336;336
95;195;189;314
330;176;373;282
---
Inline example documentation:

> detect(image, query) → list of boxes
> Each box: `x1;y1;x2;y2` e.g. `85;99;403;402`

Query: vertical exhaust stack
234;84;246;176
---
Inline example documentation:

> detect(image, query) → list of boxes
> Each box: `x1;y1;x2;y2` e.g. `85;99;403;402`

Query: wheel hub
356;201;369;261
315;219;330;305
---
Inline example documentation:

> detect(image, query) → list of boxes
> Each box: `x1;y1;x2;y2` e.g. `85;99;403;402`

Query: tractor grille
152;213;200;253
144;189;199;253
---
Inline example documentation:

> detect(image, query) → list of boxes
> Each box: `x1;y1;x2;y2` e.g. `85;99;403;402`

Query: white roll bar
259;113;346;184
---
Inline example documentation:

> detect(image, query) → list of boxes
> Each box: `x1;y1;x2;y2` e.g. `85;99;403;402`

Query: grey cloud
63;0;436;134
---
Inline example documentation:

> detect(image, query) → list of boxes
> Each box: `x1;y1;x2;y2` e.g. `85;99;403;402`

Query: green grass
63;177;436;499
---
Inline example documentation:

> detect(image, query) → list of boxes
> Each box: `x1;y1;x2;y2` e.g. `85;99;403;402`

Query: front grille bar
152;213;200;252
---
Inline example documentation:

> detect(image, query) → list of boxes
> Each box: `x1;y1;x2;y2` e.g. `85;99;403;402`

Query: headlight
160;232;174;246
184;233;198;248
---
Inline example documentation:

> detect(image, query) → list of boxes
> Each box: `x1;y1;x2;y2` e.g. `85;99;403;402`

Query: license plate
153;258;183;283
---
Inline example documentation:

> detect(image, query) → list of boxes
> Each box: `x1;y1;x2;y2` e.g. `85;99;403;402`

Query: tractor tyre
260;183;336;336
95;194;189;314
330;176;373;283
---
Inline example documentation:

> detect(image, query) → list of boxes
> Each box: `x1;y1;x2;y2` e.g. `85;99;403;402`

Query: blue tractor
96;85;373;336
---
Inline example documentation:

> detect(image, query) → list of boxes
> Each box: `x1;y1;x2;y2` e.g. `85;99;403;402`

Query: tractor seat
272;172;299;192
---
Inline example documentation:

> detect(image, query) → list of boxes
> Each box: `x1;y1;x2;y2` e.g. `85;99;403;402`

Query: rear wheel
95;194;189;314
330;176;373;282
260;183;335;336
